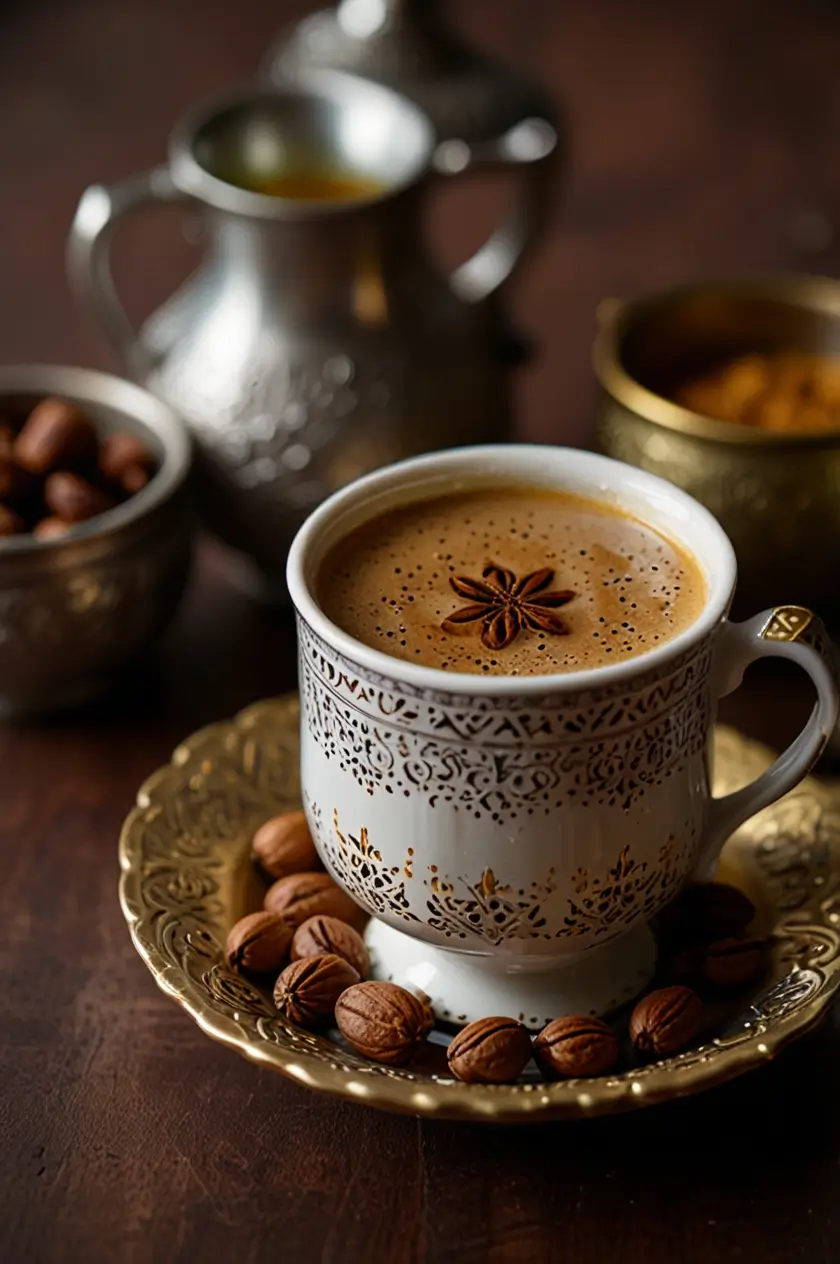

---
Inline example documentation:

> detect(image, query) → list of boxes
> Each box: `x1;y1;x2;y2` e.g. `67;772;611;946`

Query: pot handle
435;115;561;303
67;167;191;380
693;606;839;880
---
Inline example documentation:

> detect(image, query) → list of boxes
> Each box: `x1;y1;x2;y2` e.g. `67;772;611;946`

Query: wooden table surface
3;1;840;1261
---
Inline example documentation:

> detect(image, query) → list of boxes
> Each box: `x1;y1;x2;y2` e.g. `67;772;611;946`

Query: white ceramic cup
287;446;838;1025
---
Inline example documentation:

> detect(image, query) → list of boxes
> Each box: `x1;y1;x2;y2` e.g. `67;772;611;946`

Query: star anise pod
442;562;575;650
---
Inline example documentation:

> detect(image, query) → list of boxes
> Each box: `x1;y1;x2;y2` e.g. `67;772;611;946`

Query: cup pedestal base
365;919;657;1029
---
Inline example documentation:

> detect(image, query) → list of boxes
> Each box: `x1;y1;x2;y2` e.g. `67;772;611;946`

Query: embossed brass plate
119;697;840;1122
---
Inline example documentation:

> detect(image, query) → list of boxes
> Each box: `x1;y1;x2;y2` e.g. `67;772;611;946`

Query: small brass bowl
0;365;192;716
593;275;840;614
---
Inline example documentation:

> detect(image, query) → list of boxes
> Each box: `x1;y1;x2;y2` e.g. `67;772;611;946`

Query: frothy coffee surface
317;487;706;675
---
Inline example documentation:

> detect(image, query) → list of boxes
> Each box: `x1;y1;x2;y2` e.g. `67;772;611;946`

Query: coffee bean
44;472;116;523
33;516;71;542
98;432;154;481
119;464;149;494
16;398;97;474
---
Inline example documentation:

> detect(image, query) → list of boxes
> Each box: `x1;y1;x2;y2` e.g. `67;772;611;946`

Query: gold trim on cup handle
695;605;840;880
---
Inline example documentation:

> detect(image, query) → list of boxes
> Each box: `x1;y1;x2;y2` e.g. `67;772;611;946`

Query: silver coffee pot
68;73;556;589
265;0;563;365
265;0;560;161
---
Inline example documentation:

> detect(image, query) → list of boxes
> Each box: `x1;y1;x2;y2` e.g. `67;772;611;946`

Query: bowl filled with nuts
0;364;192;715
594;274;840;615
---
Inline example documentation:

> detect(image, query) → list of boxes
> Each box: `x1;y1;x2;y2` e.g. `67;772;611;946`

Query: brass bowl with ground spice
594;275;840;614
674;351;840;434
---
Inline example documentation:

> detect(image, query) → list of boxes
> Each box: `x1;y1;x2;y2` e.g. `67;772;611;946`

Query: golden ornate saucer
118;696;840;1123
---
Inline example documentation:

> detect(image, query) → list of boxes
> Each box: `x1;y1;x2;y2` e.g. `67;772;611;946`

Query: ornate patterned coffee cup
287;446;838;1026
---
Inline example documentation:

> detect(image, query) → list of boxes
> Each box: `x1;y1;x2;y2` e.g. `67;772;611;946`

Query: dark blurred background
4;0;840;449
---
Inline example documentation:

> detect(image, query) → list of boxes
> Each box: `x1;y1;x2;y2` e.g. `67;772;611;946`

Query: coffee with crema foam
316;487;706;676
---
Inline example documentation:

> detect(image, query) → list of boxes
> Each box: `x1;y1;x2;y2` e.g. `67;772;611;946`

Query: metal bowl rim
0;363;191;557
593;273;840;449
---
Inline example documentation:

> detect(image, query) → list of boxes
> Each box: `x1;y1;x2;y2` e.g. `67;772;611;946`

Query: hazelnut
335;981;433;1066
263;870;365;930
274;953;359;1028
447;1016;532;1084
225;911;293;975
630;986;703;1057
534;1015;618;1079
252;810;319;880
291;914;370;979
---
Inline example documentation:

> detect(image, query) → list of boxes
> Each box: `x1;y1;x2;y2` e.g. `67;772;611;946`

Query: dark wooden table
3;1;840;1260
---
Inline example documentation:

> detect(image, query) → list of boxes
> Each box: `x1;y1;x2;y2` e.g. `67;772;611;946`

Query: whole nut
225;910;293;974
447;1016;532;1085
264;871;365;929
335;981;433;1066
664;882;755;945
16;398;97;474
99;432;154;482
33;516;70;542
630;986;703;1056
533;1015;619;1079
0;504;25;536
252;810;319;879
120;464;150;495
291;914;370;979
703;937;767;989
274;953;359;1028
44;472;115;523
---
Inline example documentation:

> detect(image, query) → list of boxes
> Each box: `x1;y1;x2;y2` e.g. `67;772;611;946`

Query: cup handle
434;115;561;303
67;167;191;380
693;605;839;880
